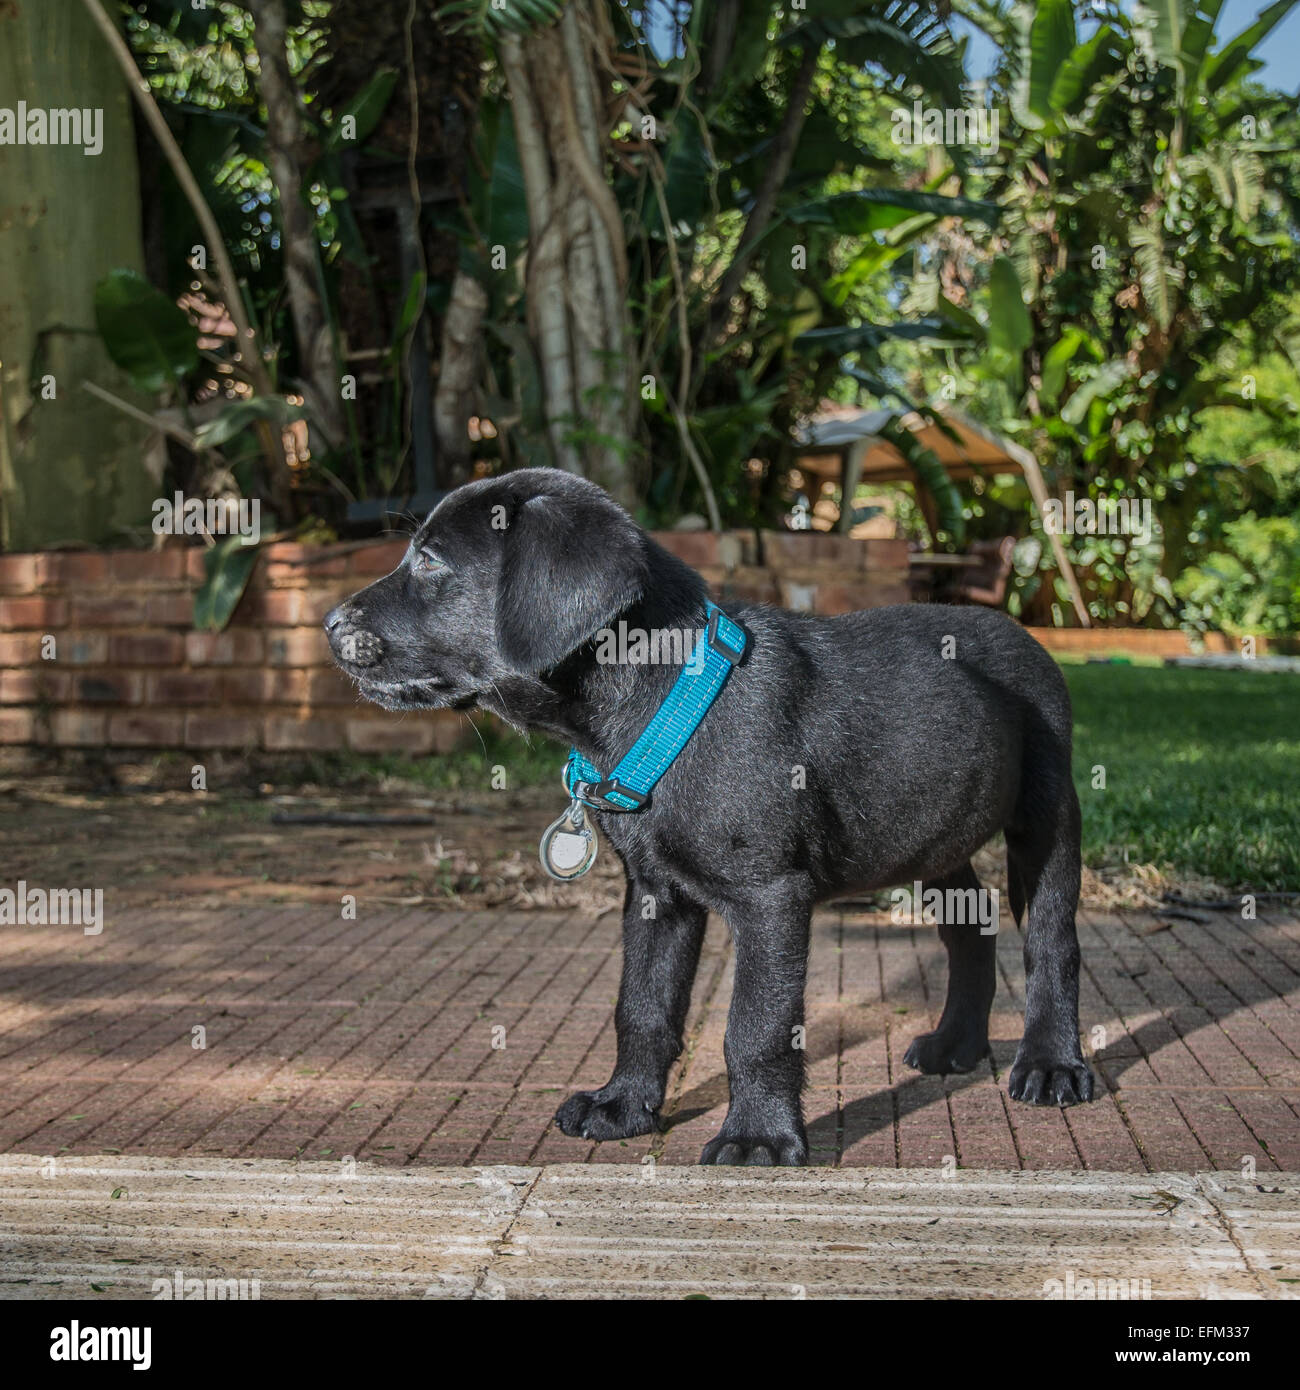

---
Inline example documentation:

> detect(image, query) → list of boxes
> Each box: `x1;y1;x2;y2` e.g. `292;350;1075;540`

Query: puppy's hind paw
554;1088;658;1142
1007;1052;1095;1107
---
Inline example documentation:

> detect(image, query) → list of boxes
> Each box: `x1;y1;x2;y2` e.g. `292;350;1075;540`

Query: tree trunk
247;0;345;454
433;269;488;486
703;43;820;355
0;0;158;550
307;0;481;501
499;4;636;505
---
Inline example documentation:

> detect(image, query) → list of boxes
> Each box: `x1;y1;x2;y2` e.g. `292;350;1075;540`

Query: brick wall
0;541;466;758
1025;627;1259;657
660;530;911;614
767;532;912;612
0;531;909;757
0;532;1268;758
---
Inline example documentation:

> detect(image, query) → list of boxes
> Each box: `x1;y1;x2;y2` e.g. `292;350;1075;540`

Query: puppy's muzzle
323;604;384;669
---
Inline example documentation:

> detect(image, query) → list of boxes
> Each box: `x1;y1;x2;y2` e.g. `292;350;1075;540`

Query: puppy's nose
324;604;384;669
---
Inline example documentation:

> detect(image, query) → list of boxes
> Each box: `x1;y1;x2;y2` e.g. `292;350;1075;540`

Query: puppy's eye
413;548;445;575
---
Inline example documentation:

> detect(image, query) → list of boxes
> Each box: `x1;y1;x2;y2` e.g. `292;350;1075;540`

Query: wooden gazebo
796;406;1089;626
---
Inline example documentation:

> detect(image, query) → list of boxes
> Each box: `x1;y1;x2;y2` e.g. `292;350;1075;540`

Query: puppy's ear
496;491;648;673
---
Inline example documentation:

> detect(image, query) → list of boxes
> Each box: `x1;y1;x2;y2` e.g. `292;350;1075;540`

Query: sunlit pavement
1;902;1297;1171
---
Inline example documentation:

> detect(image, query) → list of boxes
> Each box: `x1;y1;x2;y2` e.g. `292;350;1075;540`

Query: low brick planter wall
653;530;910;614
1026;627;1272;657
0;531;906;758
2;531;1276;759
0;541;468;758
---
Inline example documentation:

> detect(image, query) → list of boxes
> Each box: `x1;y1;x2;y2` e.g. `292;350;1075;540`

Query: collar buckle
578;777;648;813
706;608;745;665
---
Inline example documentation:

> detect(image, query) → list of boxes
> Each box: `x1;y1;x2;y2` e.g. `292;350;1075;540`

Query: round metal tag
540;801;598;881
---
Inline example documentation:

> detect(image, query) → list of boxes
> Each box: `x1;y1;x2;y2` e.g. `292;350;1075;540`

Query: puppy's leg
701;874;812;1167
1007;785;1095;1106
904;863;996;1075
555;879;706;1142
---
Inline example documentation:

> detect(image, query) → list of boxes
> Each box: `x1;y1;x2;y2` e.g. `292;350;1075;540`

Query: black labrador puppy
325;468;1094;1166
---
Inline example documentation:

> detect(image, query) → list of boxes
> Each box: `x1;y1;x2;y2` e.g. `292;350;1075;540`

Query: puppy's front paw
700;1129;808;1167
554;1087;658;1142
904;1028;988;1076
1007;1049;1095;1106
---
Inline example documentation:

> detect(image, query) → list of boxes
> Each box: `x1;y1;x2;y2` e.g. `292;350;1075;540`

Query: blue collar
564;602;747;812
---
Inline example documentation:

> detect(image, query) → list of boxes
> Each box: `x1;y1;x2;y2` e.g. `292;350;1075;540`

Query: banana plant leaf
1047;23;1124;115
643;106;713;238
194;395;307;451
691;0;776;111
193;535;261;633
321;69;399;153
840;364;922;413
786;187;1000;235
1203;0;1297;93
795;316;978;356
1039;327;1103;409
879;419;966;547
1014;0;1077;129
93;269;199;394
985;254;1032;391
1061;359;1133;426
483;99;530;253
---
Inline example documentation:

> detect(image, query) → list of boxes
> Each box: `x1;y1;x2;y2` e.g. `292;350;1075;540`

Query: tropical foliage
3;0;1297;638
439;0;993;525
87;0;997;530
910;0;1300;627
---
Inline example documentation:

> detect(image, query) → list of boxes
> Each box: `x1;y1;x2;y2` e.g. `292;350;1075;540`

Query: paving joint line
474;1167;544;1299
1192;1173;1274;1298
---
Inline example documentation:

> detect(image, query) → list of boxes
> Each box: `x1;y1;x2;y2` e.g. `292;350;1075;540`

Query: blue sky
957;1;1300;94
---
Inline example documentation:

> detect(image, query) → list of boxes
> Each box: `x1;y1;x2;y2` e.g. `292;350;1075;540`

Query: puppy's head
324;469;649;710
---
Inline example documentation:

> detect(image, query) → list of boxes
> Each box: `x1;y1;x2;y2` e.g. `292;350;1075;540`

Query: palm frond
1129;218;1185;332
783;3;967;108
438;0;563;41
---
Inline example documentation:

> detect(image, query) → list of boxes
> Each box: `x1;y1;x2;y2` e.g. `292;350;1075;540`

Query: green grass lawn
1064;663;1300;890
315;722;563;794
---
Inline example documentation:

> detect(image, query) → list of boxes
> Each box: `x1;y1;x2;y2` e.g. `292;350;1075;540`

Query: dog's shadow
664;1015;964;1140
664;955;1277;1154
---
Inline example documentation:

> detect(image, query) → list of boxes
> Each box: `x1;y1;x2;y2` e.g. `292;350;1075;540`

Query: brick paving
0;900;1298;1171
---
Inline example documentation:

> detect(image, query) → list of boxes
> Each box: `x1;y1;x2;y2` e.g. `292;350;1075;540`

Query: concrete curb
1;1155;1296;1299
